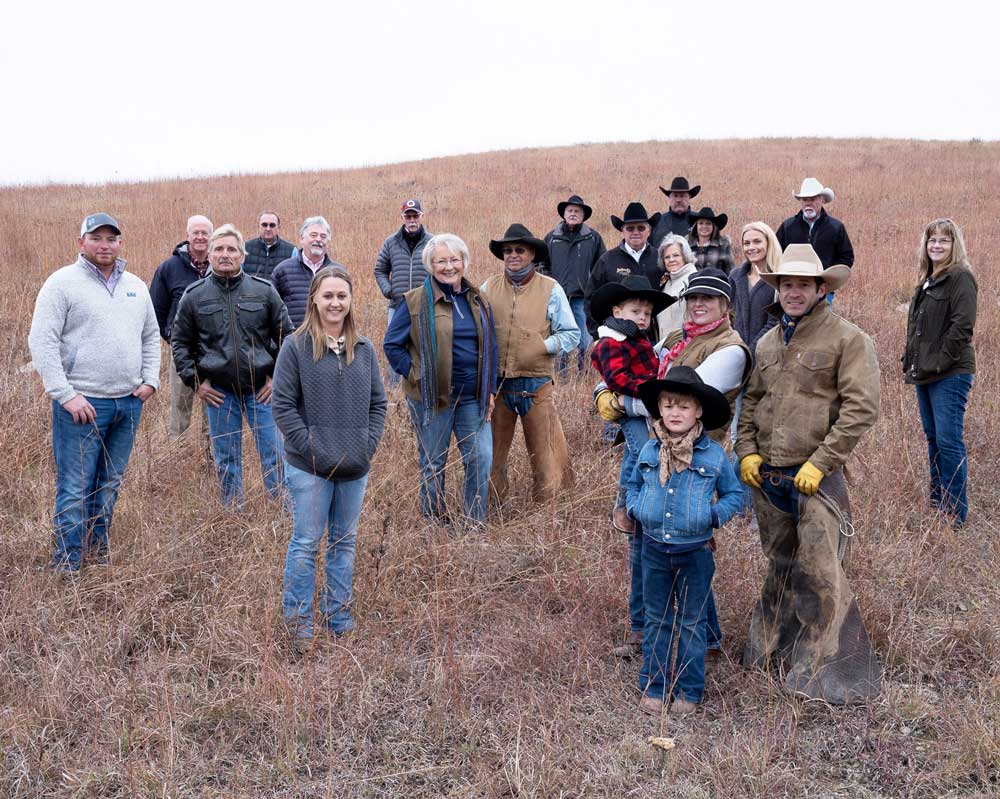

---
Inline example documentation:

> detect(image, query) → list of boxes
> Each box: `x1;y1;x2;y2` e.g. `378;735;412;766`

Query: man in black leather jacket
172;224;294;507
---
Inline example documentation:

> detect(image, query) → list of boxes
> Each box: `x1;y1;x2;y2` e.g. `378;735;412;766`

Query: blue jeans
558;297;591;377
616;416;649;509
406;394;492;522
640;538;715;703
729;390;753;515
283;462;369;636
915;374;973;524
628;529;645;633
204;389;284;507
51;395;143;570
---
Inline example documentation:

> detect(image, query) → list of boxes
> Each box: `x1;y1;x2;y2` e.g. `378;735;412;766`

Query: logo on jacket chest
616;268;632;276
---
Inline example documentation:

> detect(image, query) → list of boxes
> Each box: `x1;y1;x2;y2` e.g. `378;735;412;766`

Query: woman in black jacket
903;219;977;526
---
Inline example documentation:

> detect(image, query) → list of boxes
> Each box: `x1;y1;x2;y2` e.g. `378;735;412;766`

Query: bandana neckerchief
652;419;704;485
504;264;536;286
657;317;727;378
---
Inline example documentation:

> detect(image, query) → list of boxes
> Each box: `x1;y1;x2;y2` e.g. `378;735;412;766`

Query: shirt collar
623;241;646;261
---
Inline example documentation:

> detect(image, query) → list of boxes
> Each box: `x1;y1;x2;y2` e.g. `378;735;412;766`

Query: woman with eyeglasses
384;234;498;526
903;219;977;527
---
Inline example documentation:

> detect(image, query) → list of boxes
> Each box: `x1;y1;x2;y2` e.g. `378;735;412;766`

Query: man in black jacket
541;194;606;376
244;211;295;280
149;214;213;441
172;224;294;507
584;202;663;339
650;176;698;248
776;178;855;269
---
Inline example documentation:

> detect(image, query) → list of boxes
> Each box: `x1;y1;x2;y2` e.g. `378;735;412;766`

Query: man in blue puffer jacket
271;216;344;326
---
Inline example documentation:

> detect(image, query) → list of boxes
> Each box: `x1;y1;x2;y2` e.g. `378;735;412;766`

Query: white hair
300;216;331;238
187;214;213;234
658;233;695;265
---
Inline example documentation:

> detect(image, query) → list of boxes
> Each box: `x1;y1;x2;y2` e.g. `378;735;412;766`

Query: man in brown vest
481;224;580;504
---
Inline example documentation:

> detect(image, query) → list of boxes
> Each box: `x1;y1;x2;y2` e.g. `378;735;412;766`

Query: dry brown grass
1;138;999;798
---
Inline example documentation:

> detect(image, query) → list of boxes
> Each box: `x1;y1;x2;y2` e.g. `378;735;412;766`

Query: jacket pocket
794;350;837;395
306;425;369;476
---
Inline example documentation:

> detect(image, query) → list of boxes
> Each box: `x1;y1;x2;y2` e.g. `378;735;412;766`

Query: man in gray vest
374;198;432;383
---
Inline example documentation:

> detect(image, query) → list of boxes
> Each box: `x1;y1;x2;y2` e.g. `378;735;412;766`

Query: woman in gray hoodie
272;266;387;651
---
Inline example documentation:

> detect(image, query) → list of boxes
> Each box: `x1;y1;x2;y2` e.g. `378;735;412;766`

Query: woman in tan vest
656;267;751;658
480;224;581;504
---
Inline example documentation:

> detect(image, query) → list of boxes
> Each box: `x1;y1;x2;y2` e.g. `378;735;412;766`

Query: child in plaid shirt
591;276;676;657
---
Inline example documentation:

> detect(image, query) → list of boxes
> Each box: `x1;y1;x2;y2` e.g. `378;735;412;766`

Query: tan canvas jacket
735;302;880;474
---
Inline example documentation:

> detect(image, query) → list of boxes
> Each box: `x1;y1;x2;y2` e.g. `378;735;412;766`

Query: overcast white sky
5;0;998;186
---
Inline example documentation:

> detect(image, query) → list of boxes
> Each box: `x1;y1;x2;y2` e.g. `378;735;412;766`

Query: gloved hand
793;461;824;495
739;454;764;488
595;389;624;422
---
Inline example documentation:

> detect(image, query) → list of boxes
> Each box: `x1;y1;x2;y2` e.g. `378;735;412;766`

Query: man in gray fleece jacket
28;213;160;572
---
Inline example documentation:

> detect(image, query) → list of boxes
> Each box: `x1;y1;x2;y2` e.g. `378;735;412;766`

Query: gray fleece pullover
28;256;161;405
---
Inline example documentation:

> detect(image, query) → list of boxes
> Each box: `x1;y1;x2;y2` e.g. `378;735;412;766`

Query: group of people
27;175;977;716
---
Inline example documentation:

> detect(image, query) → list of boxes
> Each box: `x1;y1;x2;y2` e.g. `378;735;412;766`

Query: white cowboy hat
793;177;835;203
759;244;851;291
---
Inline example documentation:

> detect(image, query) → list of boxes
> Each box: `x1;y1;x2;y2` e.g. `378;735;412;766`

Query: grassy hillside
1;138;998;798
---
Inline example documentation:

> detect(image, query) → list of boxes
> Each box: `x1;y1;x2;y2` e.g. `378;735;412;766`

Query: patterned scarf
652;419;703;485
657;317;727;378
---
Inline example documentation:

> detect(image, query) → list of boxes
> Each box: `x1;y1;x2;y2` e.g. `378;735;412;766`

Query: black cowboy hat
659;176;701;199
557;194;593;221
590;275;676;323
638;367;731;431
688;206;728;231
610;202;662;232
679;267;733;303
489;223;549;263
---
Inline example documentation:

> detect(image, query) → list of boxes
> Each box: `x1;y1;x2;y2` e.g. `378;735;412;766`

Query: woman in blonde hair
903;219;977;526
729;221;780;357
272;266;387;651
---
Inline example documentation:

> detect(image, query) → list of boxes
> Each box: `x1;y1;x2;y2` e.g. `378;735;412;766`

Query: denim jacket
625;431;744;546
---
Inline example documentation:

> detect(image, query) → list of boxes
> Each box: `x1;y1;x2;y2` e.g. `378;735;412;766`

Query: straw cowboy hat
759;244;851;291
489;223;549;263
556;194;593;221
638;367;731;431
590;274;675;322
794;178;836;203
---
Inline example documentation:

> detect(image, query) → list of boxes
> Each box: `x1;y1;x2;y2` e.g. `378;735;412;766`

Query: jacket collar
430;276;475;303
210;269;244;288
553;221;593;239
795;207;829;226
639;429;710;463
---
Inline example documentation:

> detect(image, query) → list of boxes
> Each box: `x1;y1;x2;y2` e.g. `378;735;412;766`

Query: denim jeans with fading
406;394;492;522
640;538;715;703
51;395;143;570
915;373;973;524
558;297;591;377
204;389;284;507
282;462;370;637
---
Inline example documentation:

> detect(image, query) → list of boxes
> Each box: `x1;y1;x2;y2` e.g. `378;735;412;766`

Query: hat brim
637;376;730;431
557;201;593;221
660;184;701;199
591;283;676;323
793;188;835;203
611;211;662;232
759;263;851;291
689;212;727;231
489;235;549;264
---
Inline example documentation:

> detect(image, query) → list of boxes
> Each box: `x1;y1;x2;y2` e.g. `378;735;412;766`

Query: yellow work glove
595;389;624;422
739;454;764;488
793;461;824;496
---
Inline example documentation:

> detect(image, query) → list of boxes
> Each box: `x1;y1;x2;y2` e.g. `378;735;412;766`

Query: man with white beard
776;178;854;269
271;216;345;326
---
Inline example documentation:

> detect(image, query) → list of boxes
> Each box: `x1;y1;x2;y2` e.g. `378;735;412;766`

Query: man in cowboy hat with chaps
541;194;606;376
736;244;881;704
584;202;663;339
776;178;855;269
650;176;698;248
481;224;579;504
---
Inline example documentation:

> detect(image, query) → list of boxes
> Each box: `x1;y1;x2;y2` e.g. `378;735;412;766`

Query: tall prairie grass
1;138;998;798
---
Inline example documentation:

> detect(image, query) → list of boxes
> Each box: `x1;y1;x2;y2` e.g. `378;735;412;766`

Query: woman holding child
272;266;387;652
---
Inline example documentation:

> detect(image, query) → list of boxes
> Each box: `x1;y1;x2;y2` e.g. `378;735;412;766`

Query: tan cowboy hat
793;177;835;202
759;244;851;291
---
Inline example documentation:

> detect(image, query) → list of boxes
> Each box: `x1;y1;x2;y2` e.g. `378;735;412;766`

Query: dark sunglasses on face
260;222;278;228
502;246;530;255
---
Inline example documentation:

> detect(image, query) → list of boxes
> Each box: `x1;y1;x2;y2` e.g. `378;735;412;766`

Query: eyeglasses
927;237;952;245
260;222;278;228
432;257;464;268
501;246;531;255
623;224;649;233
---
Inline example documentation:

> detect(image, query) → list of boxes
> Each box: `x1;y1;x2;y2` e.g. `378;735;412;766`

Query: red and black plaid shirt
591;333;659;398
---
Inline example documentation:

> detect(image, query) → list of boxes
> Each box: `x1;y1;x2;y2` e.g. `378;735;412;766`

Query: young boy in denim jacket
626;367;743;716
590;276;675;658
